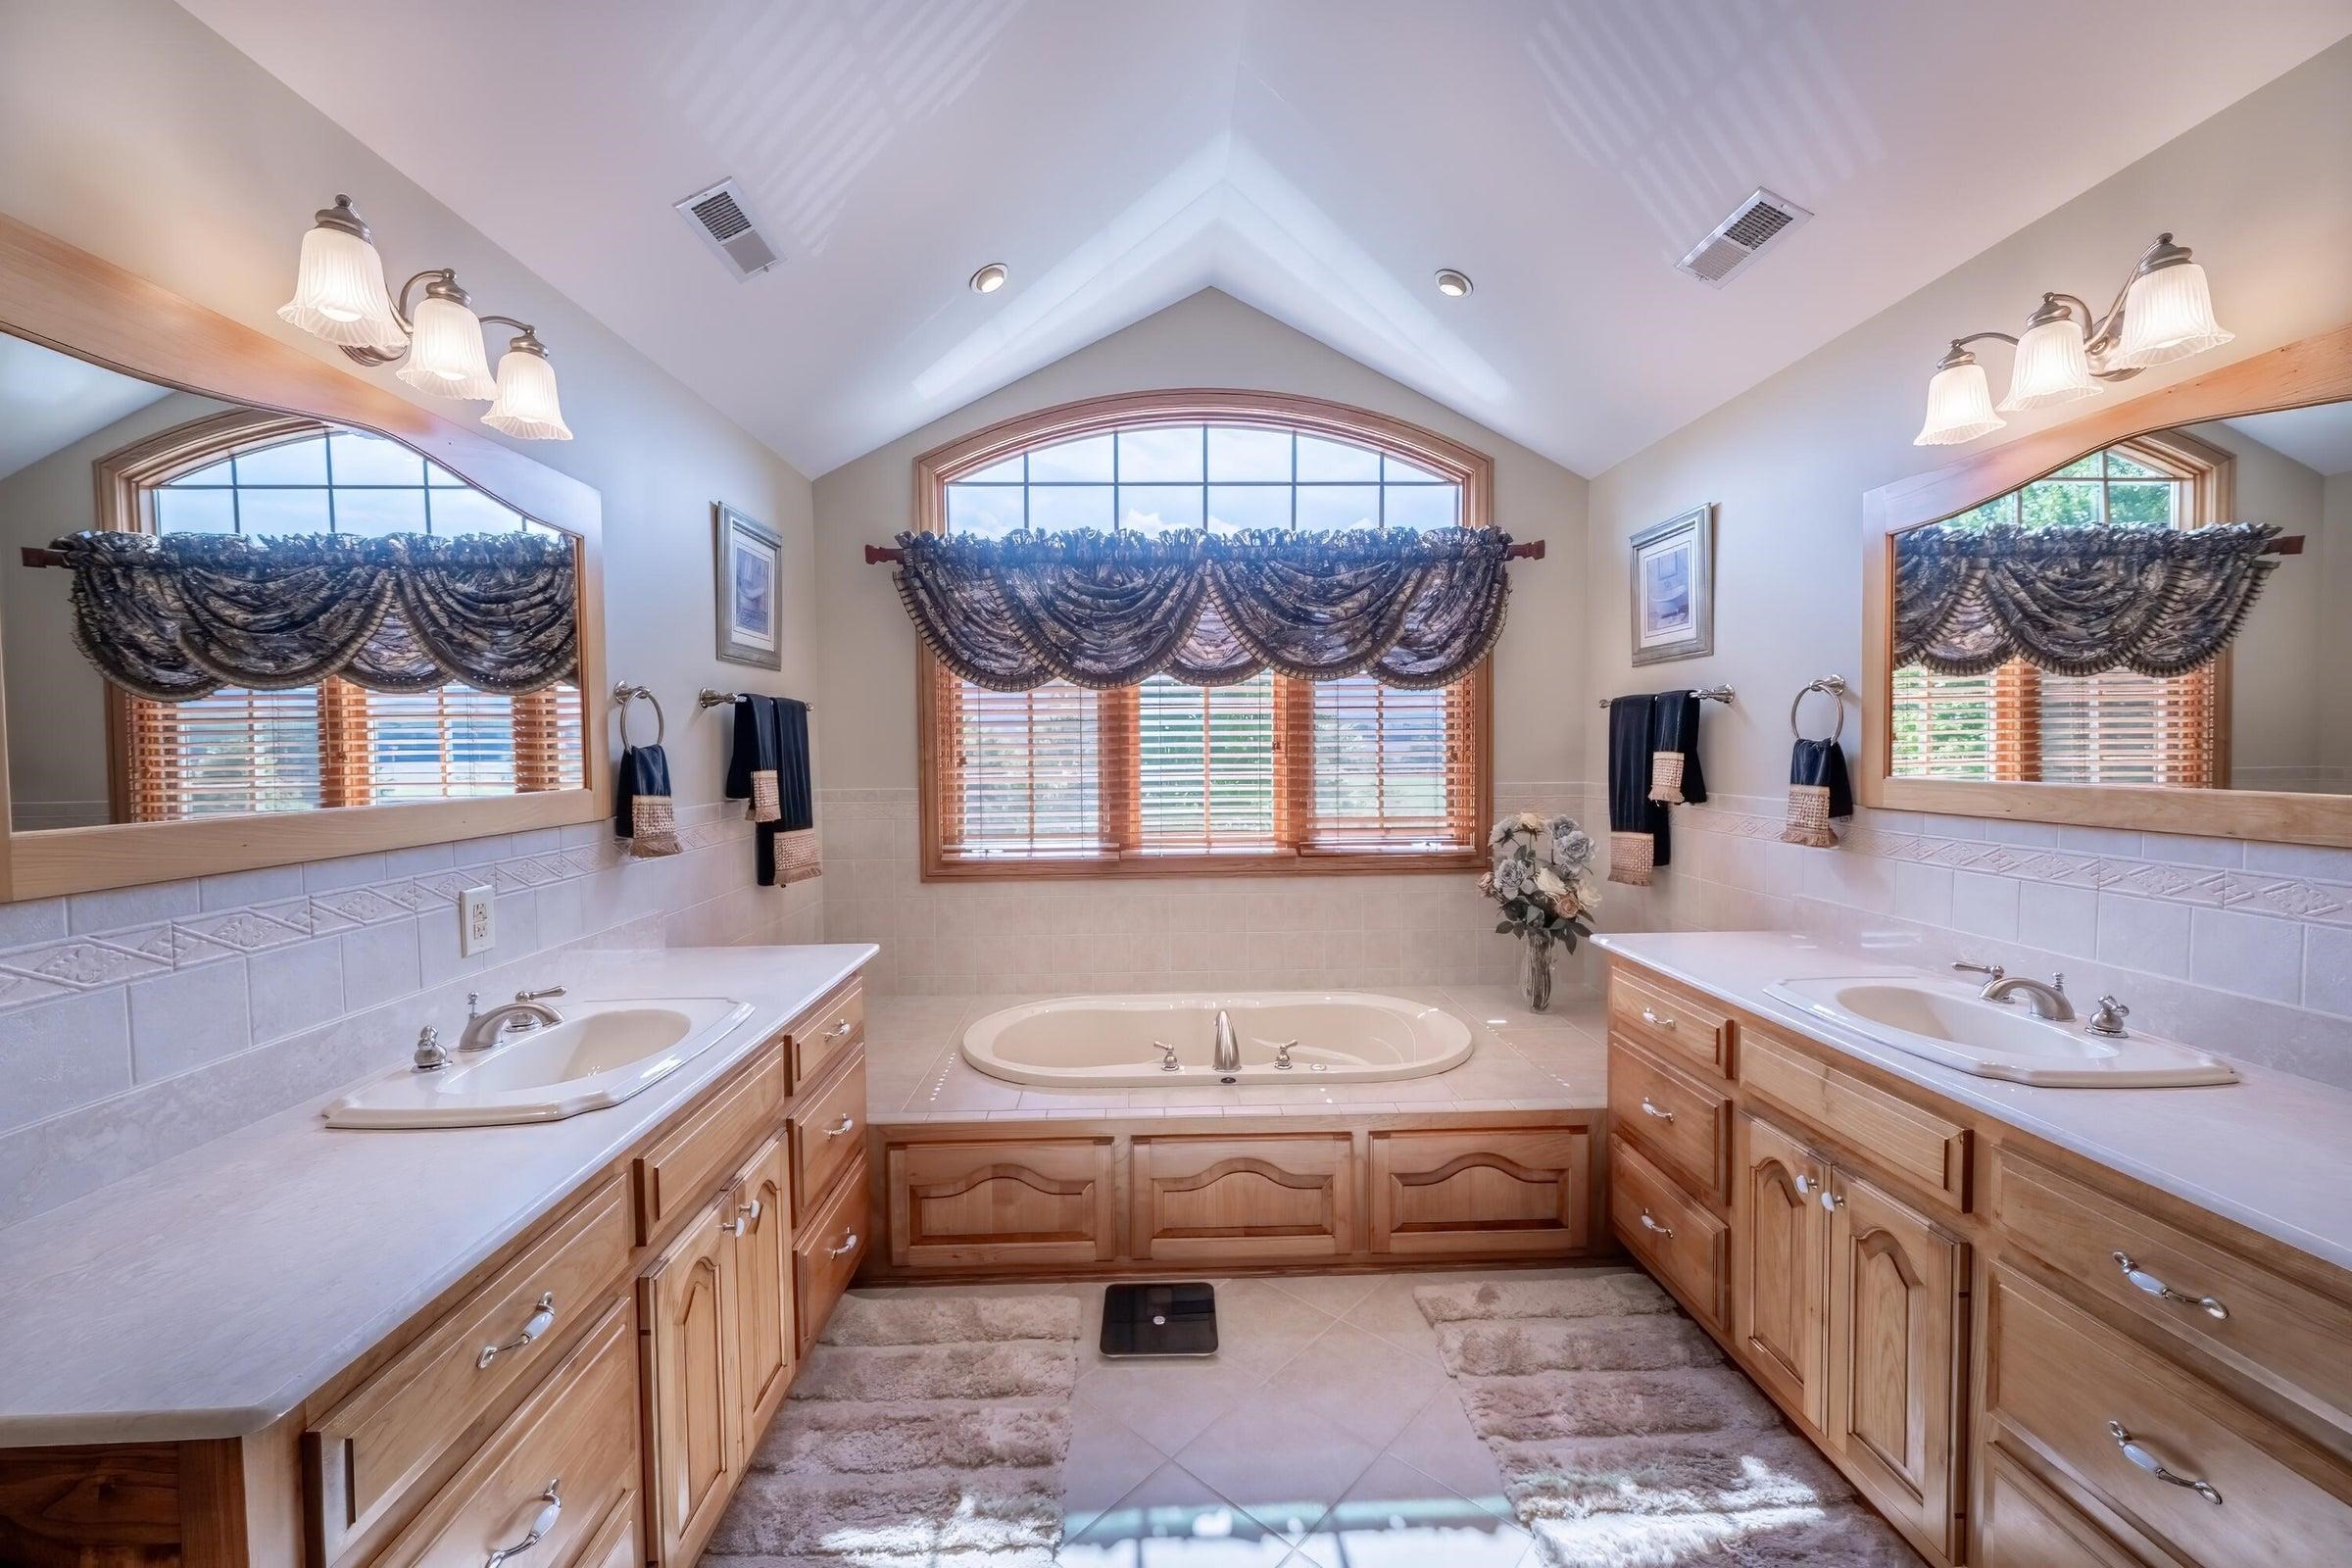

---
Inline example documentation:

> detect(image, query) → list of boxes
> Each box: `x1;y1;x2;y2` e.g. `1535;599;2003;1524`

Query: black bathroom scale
1100;1281;1218;1357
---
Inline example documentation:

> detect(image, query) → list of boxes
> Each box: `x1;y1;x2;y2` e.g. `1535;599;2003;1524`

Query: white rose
1516;810;1544;833
1534;866;1568;899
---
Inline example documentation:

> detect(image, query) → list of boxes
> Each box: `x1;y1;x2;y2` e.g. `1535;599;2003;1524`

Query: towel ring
1789;676;1847;743
612;682;664;749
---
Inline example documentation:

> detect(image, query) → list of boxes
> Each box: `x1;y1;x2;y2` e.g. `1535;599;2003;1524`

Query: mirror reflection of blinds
1890;662;2212;788
939;680;1107;858
124;681;583;822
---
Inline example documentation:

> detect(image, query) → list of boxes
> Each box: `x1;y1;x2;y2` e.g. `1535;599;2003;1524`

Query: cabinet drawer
789;1051;865;1223
884;1138;1116;1270
576;1493;645;1568
1996;1151;2352;1438
635;1041;785;1243
1978;1446;2144;1568
796;1152;870;1356
1368;1126;1592;1257
792;979;864;1089
1740;1025;1968;1211
1608;1035;1731;1204
1608;964;1732;1076
1610;1133;1727;1328
370;1296;639;1568
1984;1265;2352;1568
308;1174;631;1566
1132;1133;1354;1262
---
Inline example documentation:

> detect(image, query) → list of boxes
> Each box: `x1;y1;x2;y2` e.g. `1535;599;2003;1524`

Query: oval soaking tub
962;991;1473;1088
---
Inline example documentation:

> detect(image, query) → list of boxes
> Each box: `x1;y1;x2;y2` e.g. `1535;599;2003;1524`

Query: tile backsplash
1589;785;2352;1090
0;802;820;1229
816;784;1592;997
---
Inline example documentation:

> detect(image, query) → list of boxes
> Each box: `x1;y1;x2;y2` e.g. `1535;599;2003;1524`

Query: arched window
100;412;584;822
915;391;1494;877
1890;430;2228;788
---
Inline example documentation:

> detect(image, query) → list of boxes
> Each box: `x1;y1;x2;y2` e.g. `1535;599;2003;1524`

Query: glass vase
1519;928;1556;1012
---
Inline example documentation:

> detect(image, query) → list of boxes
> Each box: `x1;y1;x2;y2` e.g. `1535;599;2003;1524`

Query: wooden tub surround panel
0;967;870;1568
1600;948;2352;1568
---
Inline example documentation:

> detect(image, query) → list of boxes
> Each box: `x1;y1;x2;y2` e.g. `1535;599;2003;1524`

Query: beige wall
812;287;1589;792
1581;37;2352;1082
2194;423;2329;788
1585;36;2352;810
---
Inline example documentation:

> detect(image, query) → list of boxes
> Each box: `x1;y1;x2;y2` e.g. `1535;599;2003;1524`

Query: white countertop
1595;930;2352;1275
0;944;877;1446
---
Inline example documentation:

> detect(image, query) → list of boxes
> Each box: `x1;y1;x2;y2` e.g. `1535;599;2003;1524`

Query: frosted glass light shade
397;294;497;400
1915;360;2005;446
2109;262;2234;369
483;347;572;440
277;225;404;350
1998;317;2100;412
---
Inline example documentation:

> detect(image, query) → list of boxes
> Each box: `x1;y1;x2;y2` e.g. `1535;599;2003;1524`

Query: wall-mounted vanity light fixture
278;196;573;441
1914;232;2232;446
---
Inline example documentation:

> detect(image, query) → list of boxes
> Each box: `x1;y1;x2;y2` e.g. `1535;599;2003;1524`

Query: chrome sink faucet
1212;1007;1242;1073
461;986;567;1052
1953;960;2074;1021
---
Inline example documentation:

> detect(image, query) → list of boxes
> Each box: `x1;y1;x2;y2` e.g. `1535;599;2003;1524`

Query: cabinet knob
475;1294;557;1370
1820;1189;1845;1212
484;1478;563;1565
1793;1172;1813;1196
2108;1421;2223;1505
723;1195;763;1237
2112;1250;2228;1320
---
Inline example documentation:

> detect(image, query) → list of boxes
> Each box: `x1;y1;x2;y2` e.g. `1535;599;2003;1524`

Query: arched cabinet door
1733;1110;1828;1431
728;1135;796;1448
1369;1127;1592;1257
1824;1165;1966;1564
639;1195;741;1568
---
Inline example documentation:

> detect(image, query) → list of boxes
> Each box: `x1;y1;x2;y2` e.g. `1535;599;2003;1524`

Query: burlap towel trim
629;795;681;858
1781;784;1838;848
1609;829;1655;887
1648;752;1687;805
749;770;781;823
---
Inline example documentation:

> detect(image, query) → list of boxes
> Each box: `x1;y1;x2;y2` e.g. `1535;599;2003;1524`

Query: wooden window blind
1128;673;1284;854
1293;674;1480;854
935;680;1109;858
123;682;582;822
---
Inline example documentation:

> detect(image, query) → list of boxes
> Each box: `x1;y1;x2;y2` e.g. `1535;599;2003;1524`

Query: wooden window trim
914;390;1495;882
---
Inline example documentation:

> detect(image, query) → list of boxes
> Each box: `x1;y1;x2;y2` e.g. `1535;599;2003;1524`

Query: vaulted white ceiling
179;0;2352;478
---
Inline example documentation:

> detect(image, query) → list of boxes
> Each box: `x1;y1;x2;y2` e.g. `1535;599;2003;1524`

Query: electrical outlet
459;885;495;956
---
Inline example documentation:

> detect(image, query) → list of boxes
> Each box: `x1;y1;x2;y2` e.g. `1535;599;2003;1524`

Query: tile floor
865;1264;1637;1567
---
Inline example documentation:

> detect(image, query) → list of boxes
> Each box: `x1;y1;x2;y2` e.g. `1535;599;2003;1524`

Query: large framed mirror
0;213;607;901
1862;323;2352;847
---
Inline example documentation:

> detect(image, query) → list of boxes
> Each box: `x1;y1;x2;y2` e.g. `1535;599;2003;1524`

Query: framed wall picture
713;504;783;668
1628;504;1714;665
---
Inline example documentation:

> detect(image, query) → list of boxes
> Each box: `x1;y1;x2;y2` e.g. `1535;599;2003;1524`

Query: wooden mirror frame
1861;321;2352;848
0;212;610;901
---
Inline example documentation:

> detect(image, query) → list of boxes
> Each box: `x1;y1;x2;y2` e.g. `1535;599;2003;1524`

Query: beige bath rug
1416;1274;1922;1568
705;1291;1081;1568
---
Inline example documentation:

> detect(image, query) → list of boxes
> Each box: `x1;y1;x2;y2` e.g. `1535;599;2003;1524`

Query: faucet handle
466;990;481;1018
2050;971;2066;995
2087;996;2132;1037
413;1026;448;1072
1274;1041;1297;1070
1154;1040;1181;1072
515;985;566;1003
1952;959;2004;982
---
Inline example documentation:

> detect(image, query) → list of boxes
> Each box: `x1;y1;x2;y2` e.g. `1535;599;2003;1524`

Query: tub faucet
1213;1008;1242;1073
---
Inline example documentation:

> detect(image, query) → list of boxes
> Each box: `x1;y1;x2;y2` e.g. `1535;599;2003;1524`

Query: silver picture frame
1629;504;1714;666
713;503;784;669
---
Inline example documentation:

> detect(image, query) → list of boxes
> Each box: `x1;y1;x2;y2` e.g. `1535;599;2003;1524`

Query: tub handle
1154;1040;1181;1072
1274;1041;1297;1070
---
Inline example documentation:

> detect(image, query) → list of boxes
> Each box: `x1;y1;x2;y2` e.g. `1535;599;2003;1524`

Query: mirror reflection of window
123;421;585;822
1891;433;2227;790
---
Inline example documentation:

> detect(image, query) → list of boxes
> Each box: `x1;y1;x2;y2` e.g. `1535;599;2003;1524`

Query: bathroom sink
1763;976;2237;1088
324;997;756;1128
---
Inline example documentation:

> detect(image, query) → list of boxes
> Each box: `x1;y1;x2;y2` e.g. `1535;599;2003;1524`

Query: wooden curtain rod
858;538;1549;564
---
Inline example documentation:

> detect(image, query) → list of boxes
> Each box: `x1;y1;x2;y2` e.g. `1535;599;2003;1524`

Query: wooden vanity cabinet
1604;953;2352;1568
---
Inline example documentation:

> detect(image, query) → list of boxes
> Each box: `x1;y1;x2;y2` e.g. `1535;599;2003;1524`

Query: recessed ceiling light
1434;269;1473;298
969;263;1009;294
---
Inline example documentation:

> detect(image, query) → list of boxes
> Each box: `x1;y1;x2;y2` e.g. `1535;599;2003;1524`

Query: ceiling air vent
1675;188;1812;287
674;178;781;280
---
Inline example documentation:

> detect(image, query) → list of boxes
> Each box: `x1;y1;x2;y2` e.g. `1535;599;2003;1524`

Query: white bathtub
961;991;1473;1088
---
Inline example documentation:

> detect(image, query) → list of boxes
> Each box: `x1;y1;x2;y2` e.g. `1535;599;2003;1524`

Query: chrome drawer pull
827;1230;859;1258
1637;1209;1674;1240
1638;1098;1675;1123
484;1479;562;1565
826;1113;857;1139
2107;1422;2223;1505
1639;1005;1679;1031
826;1019;853;1039
476;1294;557;1370
2112;1251;2229;1320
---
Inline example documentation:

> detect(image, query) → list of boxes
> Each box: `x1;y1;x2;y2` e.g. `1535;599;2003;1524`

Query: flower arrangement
1479;811;1601;1010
